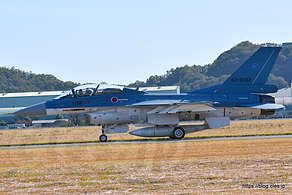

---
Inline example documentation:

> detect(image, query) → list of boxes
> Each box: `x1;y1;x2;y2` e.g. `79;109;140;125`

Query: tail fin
223;47;281;85
192;47;281;94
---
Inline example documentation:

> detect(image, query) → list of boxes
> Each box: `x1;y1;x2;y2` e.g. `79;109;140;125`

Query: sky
1;0;292;86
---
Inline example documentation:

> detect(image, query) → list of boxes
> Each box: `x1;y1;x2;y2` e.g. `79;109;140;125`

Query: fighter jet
14;47;284;142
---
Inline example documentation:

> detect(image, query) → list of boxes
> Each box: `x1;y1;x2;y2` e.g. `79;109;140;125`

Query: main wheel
99;134;108;142
172;127;185;139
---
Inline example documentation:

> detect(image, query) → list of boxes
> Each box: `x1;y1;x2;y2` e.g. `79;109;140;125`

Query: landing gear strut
99;134;107;142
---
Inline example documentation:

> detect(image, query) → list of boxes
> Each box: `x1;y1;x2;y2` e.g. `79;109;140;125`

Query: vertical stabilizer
223;47;281;85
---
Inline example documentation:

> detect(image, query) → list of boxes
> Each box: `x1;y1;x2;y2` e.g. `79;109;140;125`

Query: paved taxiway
1;134;292;150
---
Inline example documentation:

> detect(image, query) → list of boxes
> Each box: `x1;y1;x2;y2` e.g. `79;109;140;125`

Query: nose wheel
99;134;108;142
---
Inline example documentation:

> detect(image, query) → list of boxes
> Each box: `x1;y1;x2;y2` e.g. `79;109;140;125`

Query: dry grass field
0;139;291;194
0;119;291;194
0;119;292;145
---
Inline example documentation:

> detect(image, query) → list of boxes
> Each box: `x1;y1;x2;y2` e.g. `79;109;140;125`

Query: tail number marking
232;78;251;82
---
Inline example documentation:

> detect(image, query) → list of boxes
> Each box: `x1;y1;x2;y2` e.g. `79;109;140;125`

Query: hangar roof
0;91;65;98
269;84;292;97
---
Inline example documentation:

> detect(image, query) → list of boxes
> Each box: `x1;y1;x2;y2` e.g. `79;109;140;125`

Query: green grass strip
1;131;292;147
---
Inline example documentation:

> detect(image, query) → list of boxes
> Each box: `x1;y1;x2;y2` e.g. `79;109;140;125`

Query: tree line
128;41;290;92
0;66;78;93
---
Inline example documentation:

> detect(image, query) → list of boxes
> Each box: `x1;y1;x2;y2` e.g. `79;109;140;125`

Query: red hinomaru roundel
111;97;118;103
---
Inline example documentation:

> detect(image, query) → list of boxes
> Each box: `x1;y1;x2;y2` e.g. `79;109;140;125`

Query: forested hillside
1;41;291;93
128;41;290;92
0;67;78;93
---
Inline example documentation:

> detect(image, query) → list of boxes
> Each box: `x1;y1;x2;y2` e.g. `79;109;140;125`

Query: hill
0;67;78;93
128;41;290;92
1;41;291;93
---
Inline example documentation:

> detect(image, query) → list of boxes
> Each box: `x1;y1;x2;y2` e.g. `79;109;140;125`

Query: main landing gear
99;134;107;142
169;127;185;140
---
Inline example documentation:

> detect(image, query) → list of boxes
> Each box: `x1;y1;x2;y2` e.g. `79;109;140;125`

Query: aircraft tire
99;134;108;142
172;127;185;139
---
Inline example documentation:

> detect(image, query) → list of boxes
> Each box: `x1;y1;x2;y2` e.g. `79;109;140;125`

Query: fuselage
13;83;277;124
12;47;285;142
35;87;265;125
44;90;257;113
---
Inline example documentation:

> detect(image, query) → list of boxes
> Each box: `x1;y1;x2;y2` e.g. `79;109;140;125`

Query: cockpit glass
54;84;124;99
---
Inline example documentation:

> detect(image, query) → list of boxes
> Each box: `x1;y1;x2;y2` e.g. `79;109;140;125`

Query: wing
131;99;216;114
142;102;215;125
131;99;187;106
146;103;216;115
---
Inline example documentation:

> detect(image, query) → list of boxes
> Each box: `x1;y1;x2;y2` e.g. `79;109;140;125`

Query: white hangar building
270;83;292;113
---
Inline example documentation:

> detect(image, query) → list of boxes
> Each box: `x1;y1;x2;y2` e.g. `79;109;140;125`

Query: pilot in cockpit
77;89;84;97
85;88;93;96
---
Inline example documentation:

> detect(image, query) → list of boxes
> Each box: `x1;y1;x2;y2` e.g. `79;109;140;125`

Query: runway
1;134;292;150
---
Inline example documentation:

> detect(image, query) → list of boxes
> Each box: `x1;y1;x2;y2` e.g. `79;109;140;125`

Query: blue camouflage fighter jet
14;47;284;142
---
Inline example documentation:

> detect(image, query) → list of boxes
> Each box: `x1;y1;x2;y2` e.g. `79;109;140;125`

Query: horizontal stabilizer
238;103;284;110
205;117;230;129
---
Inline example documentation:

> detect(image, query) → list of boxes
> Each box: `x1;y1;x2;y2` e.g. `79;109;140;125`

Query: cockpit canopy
55;84;124;99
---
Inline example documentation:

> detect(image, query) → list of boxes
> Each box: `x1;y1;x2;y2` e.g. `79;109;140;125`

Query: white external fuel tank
129;124;209;138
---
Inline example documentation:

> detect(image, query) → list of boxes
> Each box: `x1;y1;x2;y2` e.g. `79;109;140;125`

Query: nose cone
13;102;47;116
